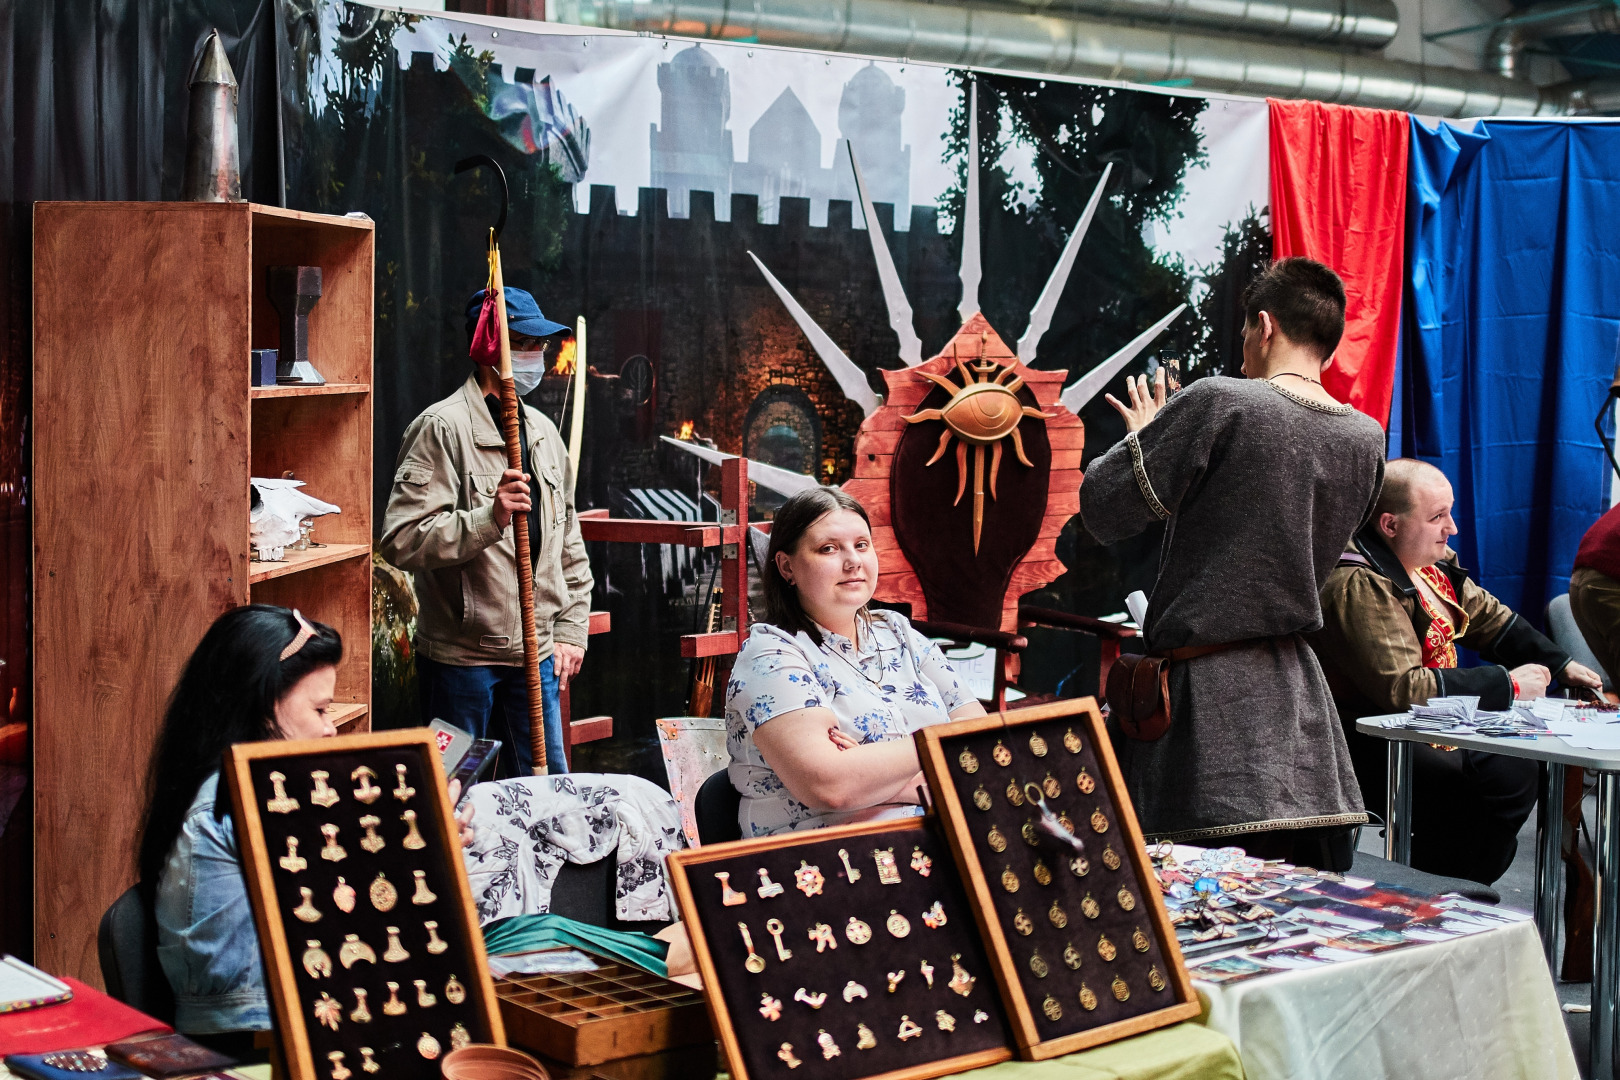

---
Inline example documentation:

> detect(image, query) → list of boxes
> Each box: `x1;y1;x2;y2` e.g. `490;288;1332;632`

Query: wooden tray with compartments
496;951;712;1065
667;817;1014;1080
226;730;504;1080
914;698;1200;1059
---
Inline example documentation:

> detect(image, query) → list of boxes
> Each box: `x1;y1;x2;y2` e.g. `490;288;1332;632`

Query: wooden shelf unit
32;201;375;984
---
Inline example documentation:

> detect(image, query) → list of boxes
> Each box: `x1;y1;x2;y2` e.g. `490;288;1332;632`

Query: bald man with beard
1309;458;1602;884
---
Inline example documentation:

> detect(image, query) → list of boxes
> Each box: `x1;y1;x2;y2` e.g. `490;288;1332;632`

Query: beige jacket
379;375;592;666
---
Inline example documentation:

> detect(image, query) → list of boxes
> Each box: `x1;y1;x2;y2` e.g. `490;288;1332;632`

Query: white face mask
510;349;547;396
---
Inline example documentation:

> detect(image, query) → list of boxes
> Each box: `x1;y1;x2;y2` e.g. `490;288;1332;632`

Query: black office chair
98;884;175;1024
695;769;742;845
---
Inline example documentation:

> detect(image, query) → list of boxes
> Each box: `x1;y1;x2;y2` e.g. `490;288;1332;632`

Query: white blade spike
957;79;982;325
659;436;822;499
748;251;880;417
848;140;923;367
1059;304;1188;415
1018;162;1114;364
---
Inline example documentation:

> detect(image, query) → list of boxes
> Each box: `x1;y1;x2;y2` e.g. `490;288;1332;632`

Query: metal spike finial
1018;163;1114;364
181;29;242;202
748;252;881;417
847;141;923;367
957;79;982;325
1059;305;1188;415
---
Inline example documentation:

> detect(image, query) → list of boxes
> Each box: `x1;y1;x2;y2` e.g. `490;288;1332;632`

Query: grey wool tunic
1080;376;1386;842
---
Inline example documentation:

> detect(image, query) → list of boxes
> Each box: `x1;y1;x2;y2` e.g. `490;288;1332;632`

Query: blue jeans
417;653;567;777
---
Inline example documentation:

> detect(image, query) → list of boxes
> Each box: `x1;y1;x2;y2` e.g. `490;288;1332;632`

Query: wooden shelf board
251;383;370;399
248;543;370;583
249;203;375;230
329;702;369;731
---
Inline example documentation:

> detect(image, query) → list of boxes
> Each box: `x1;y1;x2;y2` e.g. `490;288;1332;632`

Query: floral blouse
724;610;976;837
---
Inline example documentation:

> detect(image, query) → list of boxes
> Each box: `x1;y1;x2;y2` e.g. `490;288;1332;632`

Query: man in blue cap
380;287;593;777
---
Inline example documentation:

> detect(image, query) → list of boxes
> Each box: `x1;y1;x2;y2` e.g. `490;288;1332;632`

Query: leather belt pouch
1106;653;1171;741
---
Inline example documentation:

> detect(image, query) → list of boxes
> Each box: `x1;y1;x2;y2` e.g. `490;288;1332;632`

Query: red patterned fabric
0;977;169;1054
1268;98;1408;428
1414;565;1468;669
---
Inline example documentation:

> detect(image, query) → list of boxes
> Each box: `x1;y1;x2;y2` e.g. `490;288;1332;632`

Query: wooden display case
914;698;1200;1059
495;953;710;1065
32;202;375;982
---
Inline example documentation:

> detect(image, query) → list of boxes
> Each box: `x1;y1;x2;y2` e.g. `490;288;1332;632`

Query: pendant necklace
1268;371;1321;386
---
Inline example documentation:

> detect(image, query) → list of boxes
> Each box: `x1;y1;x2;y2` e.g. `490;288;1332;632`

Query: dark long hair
761;487;874;647
137;605;342;888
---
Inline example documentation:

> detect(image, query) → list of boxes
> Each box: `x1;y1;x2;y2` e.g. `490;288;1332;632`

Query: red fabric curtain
1268;98;1408;428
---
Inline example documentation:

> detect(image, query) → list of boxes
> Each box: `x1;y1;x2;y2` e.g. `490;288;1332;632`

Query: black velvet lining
938;719;1176;1039
685;821;1011;1080
246;749;494;1077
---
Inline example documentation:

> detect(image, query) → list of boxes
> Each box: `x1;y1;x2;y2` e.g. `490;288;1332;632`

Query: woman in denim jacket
137;606;471;1052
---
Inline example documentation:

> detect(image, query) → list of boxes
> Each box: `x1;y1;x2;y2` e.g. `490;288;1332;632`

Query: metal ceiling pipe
996;0;1399;50
1486;1;1620;80
553;0;1550;115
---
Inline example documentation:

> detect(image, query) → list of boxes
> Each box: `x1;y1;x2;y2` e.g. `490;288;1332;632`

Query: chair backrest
1548;593;1612;690
97;883;175;1023
654;716;729;848
695;768;743;845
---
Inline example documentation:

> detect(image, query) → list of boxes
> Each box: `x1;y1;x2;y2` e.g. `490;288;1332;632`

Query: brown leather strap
1155;636;1287;663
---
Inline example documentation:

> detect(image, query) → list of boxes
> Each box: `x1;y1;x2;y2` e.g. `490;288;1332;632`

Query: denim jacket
154;771;270;1033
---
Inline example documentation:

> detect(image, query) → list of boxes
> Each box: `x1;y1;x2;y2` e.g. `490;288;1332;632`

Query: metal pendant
972;785;992;811
382;982;407;1016
1149;965;1167;991
280;837;307;874
740;923;766;972
856;1023;877;1050
778;1043;802;1069
358;815;385;854
417;1033;441;1061
339;934;376;969
1079;983;1098;1011
370;873;397;912
1048;901;1068;929
935;1009;956;1032
792;988;827;1009
1029;951;1049;978
294;887;322;923
359;1048;380;1074
717;871;747;907
333;876;356;912
1097;934;1117;962
817;1029;841;1060
1041;995;1062;1021
808;923;837;952
1091;808;1110;834
425;921;449;955
846;916;873;945
401;810;426;850
1042;773;1062;800
987;826;1008;853
1118;886;1137;912
383;926;410;963
872;847;902;885
1111;975;1130;1002
958;748;980;774
267;771;299;814
414;979;437;1009
992;740;1012;767
897;1015;924;1041
1076;767;1096;794
310;770;340;808
766;918;794;961
886;909;912;938
1013;909;1034;936
326;1051;350;1080
1057;812;1077;834
838;847;862;883
922;900;948;929
1022;820;1041;847
312;991;343;1030
320;824;347;863
1001;866;1020;893
450;1024;471;1052
393;764;415;802
1033;859;1053;886
1133;926;1151;953
757;868;785;898
911;847;933;876
1102;845;1122;871
446;975;467;1004
1006;779;1025;807
1063;942;1083;970
920;958;935;988
949;953;976;996
1063;728;1083;754
1081;893;1100;920
795;860;825;897
759;993;783;1020
349;988;372;1023
1029;732;1049;758
1070;855;1090;878
351;766;382;804
302;940;333;978
842;980;868;1003
887;969;906;993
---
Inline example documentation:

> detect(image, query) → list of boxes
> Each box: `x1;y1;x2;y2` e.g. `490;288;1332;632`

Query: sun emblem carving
905;348;1054;553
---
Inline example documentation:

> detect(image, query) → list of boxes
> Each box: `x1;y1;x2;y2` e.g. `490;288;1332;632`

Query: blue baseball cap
466;287;570;340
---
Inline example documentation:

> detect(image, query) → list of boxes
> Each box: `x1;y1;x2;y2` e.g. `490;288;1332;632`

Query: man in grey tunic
1080;258;1385;871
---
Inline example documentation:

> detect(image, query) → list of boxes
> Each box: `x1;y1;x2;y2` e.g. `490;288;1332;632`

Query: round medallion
1041;995;1063;1021
1032;859;1052;886
959;748;980;774
1090;808;1110;834
1028;732;1049;758
1013;909;1034;936
987;826;1008;853
1070;855;1090;878
1111;975;1130;1002
992;741;1012;767
1081;894;1100;920
1079;984;1099;1011
1005;779;1025;807
1102;845;1122;871
1021;821;1040;847
972;785;992;811
1063;728;1082;754
1076;768;1096;795
1149;965;1167;992
1041;773;1061;800
1063;942;1083;970
1132;927;1150;953
1057;812;1077;834
746;953;767;974
1029;952;1049;978
445;975;467;1004
846;917;873;945
1118;887;1137;912
1048;901;1068;929
418;1032;442;1060
1097;935;1117;962
370;872;398;912
886;910;912;938
1001;866;1020;893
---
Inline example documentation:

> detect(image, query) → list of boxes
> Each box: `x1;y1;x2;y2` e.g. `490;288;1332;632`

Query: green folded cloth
483;913;671;978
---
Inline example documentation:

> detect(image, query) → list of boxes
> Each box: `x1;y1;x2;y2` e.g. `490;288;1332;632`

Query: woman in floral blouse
725;487;984;836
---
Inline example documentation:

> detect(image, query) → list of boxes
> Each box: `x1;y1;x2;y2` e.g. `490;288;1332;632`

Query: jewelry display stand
495;954;711;1065
667;818;1014;1080
915;698;1199;1058
226;730;504;1079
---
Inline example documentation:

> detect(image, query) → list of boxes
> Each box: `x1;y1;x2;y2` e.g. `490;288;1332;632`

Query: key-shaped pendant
766;917;793;961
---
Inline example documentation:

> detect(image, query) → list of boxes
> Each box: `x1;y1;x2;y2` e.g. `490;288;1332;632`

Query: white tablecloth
1196;919;1575;1080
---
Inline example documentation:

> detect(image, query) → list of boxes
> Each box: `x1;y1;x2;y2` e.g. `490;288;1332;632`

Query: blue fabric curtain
1396;118;1620;626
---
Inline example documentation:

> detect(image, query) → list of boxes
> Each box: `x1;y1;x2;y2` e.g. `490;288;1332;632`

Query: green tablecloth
958;1023;1244;1080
